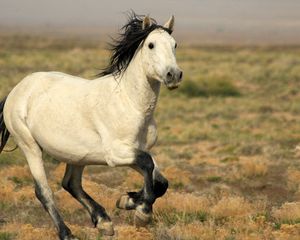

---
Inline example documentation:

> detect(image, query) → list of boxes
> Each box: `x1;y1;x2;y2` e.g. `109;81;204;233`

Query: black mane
98;12;172;78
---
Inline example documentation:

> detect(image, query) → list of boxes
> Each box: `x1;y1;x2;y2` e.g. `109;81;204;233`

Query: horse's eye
175;43;177;49
148;43;154;49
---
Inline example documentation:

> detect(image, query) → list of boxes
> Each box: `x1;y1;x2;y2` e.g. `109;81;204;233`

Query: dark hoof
134;207;152;227
116;194;135;210
97;220;115;236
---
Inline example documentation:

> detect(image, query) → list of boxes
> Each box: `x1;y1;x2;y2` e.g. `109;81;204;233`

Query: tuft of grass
225;236;236;240
0;154;21;166
179;79;240;98
273;222;281;230
211;196;253;218
0;233;15;240
237;157;269;178
155;209;208;226
207;176;222;183
0;202;12;211
272;202;300;224
239;144;262;156
220;156;239;163
171;182;185;189
8;176;32;189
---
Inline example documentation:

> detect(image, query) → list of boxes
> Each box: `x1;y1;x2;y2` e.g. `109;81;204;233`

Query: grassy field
1;35;300;239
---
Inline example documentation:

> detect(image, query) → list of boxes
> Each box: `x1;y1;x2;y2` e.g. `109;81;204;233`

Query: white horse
0;13;182;240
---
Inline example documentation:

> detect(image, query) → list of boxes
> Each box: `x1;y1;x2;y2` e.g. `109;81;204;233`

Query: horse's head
140;16;183;90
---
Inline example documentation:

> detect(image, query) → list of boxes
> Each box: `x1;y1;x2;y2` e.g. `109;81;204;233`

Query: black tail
0;97;10;154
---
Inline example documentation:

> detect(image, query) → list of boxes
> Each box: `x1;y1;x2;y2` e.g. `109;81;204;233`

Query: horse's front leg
117;169;168;209
116;150;168;226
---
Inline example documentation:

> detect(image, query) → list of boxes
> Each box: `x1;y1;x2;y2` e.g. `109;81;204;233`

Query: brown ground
1;36;300;239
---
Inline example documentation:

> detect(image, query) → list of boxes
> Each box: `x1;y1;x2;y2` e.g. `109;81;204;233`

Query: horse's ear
142;15;152;30
164;15;175;33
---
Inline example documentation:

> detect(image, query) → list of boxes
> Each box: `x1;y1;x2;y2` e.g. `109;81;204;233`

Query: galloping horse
0;13;182;240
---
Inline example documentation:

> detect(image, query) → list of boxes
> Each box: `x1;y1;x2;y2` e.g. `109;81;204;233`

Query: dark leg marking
115;151;169;226
130;150;159;227
153;169;169;198
35;182;75;240
129;171;168;202
117;168;168;210
135;151;156;211
62;164;114;236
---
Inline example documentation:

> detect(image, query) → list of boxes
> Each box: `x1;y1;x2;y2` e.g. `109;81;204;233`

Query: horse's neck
121;51;161;116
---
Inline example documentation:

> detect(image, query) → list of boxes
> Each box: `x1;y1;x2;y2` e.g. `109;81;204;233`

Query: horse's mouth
167;85;179;90
164;80;180;90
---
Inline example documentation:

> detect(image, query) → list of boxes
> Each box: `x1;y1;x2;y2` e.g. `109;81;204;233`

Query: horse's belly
29;118;108;165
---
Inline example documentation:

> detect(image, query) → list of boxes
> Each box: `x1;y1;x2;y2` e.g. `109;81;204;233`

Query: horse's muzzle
165;68;183;90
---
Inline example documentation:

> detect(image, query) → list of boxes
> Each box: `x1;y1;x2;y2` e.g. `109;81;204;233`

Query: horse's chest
115;115;157;150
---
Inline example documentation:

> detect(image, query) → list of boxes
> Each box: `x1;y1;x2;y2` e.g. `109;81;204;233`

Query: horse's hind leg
12;129;77;239
62;164;114;236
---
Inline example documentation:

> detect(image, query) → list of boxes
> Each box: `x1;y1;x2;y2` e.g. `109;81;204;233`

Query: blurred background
1;0;300;45
1;1;300;240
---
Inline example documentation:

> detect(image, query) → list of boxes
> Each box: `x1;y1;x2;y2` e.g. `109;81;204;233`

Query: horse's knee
135;151;155;173
153;171;168;198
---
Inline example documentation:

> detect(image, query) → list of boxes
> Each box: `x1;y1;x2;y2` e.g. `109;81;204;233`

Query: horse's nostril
179;71;183;79
167;72;172;78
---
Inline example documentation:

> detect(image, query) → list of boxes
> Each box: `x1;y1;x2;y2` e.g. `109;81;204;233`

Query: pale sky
1;0;300;44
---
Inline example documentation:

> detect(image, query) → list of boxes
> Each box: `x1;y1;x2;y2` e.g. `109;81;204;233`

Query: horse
0;13;182;240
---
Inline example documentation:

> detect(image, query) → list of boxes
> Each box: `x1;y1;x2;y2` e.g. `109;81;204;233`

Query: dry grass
272;202;300;223
155;192;210;213
211;196;253;218
233;156;269;179
287;169;300;192
162;167;192;188
1;36;300;239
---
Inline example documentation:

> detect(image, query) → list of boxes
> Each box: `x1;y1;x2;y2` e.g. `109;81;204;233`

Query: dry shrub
155;191;210;213
234;157;268;179
211;196;253;218
286;169;300;192
272;202;300;223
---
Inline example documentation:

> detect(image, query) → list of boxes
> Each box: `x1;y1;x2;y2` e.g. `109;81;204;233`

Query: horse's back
5;71;89;123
